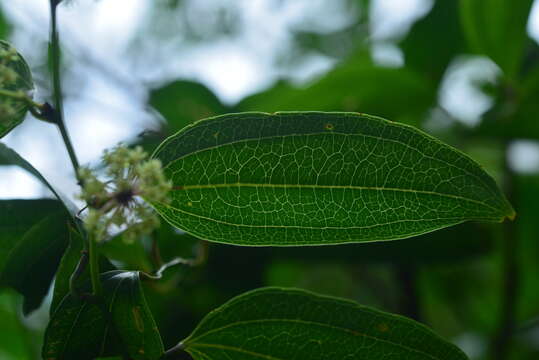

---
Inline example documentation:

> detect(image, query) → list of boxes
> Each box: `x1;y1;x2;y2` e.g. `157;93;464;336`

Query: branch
49;0;81;178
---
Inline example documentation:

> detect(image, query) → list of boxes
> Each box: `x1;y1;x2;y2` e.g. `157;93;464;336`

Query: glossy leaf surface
181;287;469;360
0;40;33;138
102;271;163;360
152;112;514;246
44;271;163;360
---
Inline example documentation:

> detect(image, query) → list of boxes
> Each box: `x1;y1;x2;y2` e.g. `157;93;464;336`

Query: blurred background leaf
459;0;534;77
236;53;435;126
149;80;229;132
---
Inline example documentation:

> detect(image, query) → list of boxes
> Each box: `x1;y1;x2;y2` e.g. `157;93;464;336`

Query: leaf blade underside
181;287;469;360
152;112;514;246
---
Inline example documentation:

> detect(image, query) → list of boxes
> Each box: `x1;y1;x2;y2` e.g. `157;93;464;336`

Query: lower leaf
43;271;164;360
180;287;468;360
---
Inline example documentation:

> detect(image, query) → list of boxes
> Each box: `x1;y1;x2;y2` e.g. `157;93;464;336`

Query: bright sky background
1;0;539;200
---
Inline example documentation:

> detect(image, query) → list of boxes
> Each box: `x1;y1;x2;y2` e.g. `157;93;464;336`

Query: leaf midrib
172;182;501;213
157;200;499;231
185;318;443;360
100;272;129;356
161;129;499;204
60;301;88;358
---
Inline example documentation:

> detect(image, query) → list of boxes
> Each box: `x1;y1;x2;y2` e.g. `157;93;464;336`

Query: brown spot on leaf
132;306;144;332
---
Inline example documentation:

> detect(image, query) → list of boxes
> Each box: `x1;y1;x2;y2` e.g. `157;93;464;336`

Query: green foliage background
1;0;539;359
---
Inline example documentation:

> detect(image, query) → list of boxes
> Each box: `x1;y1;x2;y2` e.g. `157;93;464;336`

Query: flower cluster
78;144;172;243
0;42;21;120
0;97;17;120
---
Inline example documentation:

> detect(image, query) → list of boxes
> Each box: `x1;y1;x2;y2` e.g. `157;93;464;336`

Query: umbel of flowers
0;41;23;120
78;145;172;243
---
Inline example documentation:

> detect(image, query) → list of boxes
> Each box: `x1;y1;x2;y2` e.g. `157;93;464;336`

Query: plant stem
49;0;80;177
88;233;102;296
48;0;97;298
490;145;519;360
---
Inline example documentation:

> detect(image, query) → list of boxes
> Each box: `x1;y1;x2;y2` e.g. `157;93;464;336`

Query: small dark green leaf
180;287;468;360
151;112;514;246
0;200;70;314
102;271;164;360
459;0;534;77
0;142;77;215
0;40;34;138
44;271;164;360
43;293;122;360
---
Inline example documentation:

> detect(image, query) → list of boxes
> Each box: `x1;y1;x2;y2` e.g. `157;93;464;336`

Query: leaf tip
499;206;516;222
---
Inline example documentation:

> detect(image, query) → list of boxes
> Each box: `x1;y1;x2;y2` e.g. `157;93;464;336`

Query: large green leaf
44;271;163;360
151;112;514;246
0;200;70;314
0;142;77;215
179;287;468;360
0;40;34;138
459;0;534;77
